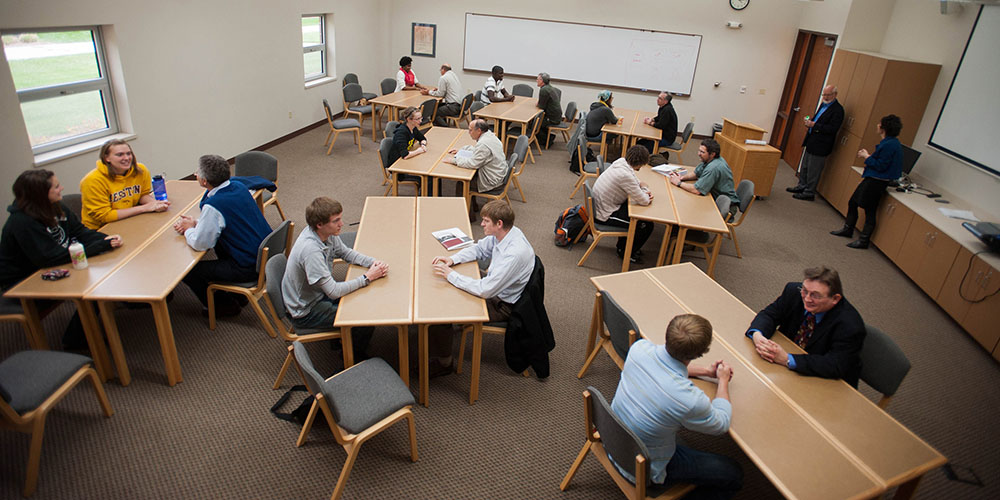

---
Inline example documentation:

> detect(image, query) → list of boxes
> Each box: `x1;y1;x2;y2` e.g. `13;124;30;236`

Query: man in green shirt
535;72;562;144
668;139;739;216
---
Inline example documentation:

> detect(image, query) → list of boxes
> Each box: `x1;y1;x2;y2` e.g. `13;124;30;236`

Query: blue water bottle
152;174;168;202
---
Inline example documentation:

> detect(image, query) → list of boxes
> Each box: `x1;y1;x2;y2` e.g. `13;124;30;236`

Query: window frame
302;14;326;82
2;25;120;155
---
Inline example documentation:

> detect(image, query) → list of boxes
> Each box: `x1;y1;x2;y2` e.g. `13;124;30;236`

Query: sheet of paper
938;208;980;222
651;164;687;176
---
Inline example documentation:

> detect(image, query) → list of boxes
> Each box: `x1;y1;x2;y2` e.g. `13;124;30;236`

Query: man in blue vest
174;154;271;317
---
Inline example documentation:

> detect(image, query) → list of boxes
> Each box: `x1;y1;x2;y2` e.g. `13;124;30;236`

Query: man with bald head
788;85;844;201
422;63;463;127
444;118;508;213
639;91;678;157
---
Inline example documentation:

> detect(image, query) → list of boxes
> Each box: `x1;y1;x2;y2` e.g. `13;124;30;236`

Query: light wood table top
335;197;416;328
631;110;663;142
589;266;904;500
428;131;478;182
646;263;947;491
388;127;465;178
473;96;541;145
669;180;729;233
368;90;432;110
631;166;678;225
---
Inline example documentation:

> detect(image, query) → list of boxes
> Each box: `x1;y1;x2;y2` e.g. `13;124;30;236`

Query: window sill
33;133;137;167
305;76;337;89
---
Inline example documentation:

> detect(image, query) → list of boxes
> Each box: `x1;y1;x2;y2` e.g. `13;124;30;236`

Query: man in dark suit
787;85;844;201
745;266;865;387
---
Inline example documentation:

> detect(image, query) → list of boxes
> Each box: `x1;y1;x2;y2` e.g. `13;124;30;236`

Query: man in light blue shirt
611;314;742;498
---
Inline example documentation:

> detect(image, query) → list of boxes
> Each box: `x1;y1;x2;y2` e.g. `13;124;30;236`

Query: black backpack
554;204;590;247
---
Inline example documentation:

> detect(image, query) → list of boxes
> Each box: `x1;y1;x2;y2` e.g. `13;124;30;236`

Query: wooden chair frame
262;292;345;391
289;346;418;500
546;108;579;149
206;222;295;339
658;122;694;159
324;101;362;154
505;115;543;164
577;291;638;378
445;93;475;128
417;99;438;132
341;83;371;132
569;141;602;200
377;138;419;196
1;300;56;350
507;136;532;203
1;363;113;497
577;181;628;267
724;191;755;259
560;390;694;500
469;154;517;207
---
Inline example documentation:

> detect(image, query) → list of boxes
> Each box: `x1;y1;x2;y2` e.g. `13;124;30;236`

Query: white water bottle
69;238;88;269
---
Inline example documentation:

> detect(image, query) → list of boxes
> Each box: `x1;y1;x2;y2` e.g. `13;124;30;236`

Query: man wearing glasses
787;85;844;201
744;266;865;387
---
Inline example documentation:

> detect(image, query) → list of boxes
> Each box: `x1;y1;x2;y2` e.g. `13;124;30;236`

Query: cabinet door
963;259;1000;353
913;229;960;297
847;56;886;135
843;54;872;134
829;51;859;107
837;168;862;217
896;216;933;279
936;247;974;322
871;196;914;262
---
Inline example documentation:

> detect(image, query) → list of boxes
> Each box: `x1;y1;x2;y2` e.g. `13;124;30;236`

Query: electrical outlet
288;111;293;119
690;116;695;122
759;88;766;95
740;86;747;94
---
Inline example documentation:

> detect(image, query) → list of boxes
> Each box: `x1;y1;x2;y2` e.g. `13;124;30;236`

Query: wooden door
771;31;837;170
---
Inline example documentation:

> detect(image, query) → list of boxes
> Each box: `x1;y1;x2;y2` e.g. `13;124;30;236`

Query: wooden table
367;90;440;142
3;180;204;383
472;96;542;158
587;263;946;500
387;127;477;209
598;108;662;159
333;197;487;407
619;167;729;276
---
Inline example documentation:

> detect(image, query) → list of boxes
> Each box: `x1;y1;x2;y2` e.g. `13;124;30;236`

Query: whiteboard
928;5;999;176
463;13;701;95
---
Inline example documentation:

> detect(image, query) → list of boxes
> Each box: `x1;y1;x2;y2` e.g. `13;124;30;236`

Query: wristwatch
362;275;370;286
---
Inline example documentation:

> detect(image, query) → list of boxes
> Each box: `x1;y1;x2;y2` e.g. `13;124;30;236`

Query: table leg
418;324;429;407
657;224;673;267
420;175;428;196
73;299;111;382
891;474;924;500
707;232;724;279
672;227;688;264
341;326;354;369
371;106;378;143
150;300;183;386
500;120;508;151
392;172;399;196
621;218;637;273
469;323;483;405
431;175;439;197
585;293;601;360
96;301;131;386
18;298;48;350
463;181;471;211
396;325;409;389
600;134;607;160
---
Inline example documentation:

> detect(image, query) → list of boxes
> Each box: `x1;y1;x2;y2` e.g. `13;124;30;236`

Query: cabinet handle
974;271;984;285
985;271;993;290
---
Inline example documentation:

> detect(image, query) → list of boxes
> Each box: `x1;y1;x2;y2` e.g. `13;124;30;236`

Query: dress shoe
792;192;815;201
616;248;641;264
202;301;241;318
830;225;853;238
786;186;805;193
846;238;870;249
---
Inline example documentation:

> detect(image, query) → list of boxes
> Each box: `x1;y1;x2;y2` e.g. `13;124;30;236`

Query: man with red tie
745;266;865;387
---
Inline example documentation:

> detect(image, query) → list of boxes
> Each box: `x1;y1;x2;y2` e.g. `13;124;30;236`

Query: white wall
880;0;1000;216
0;0;388;223
385;0;816;141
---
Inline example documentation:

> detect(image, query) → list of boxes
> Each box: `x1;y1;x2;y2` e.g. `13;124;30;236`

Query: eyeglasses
798;286;828;301
821;93;835;97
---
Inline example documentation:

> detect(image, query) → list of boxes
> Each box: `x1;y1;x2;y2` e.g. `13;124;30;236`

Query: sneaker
616;248;641;264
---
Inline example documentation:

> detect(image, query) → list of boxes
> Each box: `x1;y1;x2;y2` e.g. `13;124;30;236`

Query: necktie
793;314;815;349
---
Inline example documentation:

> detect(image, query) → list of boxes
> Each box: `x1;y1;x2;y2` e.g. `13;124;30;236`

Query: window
1;26;119;154
302;15;326;82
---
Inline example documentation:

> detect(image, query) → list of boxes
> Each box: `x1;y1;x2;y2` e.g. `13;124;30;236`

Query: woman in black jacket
0;169;122;347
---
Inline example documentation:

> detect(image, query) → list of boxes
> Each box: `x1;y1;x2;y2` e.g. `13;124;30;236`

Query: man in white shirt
281;197;388;357
481;65;514;104
173;154;271;317
422;63;463;127
443;119;509;214
427;200;534;375
591;145;654;263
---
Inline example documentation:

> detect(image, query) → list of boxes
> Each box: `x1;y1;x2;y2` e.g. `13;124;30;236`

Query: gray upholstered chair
469;101;486;116
289;341;418;500
60;193;82;221
569;134;603;200
667;195;732;279
546;101;578;148
234;150;286;220
322;98;361;154
469;152;517;206
380;77;396;95
504;114;543;164
342;73;376;101
0;350;114;497
446;93;475;128
474;90;483;102
560;387;693;499
509;135;531;203
511;83;534;97
577;179;626;268
577;290;639;378
206;220;294;338
342;83;373;139
377;137;420;196
383;120;400;140
263;254;344;389
725;179;756;258
659;122;694;161
860;324;911;409
417;98;438;132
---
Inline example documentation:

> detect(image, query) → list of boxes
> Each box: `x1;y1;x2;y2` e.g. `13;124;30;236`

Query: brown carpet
1;120;997;499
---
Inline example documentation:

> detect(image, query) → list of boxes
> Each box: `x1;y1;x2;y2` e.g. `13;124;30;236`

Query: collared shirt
454;130;507;192
591;157;651;222
282;226;375;319
747;310;827;370
446;226;534;304
481;76;505;104
807;100;834;136
693;157;739;201
611;339;732;484
429;70;462;104
183;180;232;251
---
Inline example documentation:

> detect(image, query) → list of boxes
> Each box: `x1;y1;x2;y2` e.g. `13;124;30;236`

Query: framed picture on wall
411;23;436;57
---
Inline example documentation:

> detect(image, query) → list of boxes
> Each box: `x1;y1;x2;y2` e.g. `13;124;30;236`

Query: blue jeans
661;444;743;500
291;297;373;356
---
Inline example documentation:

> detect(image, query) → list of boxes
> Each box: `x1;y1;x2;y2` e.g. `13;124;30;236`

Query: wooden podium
716;118;781;197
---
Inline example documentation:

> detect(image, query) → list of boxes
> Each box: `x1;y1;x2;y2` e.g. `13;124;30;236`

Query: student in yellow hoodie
79;139;170;229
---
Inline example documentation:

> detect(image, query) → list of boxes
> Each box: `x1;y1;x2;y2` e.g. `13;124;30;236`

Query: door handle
793;107;801;112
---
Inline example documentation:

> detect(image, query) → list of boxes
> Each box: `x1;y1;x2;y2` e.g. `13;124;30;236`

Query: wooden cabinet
837;167;863;219
817;132;861;214
870;196;915;262
895;216;961;298
937;248;975;323
717;118;781;197
962;257;1000;353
